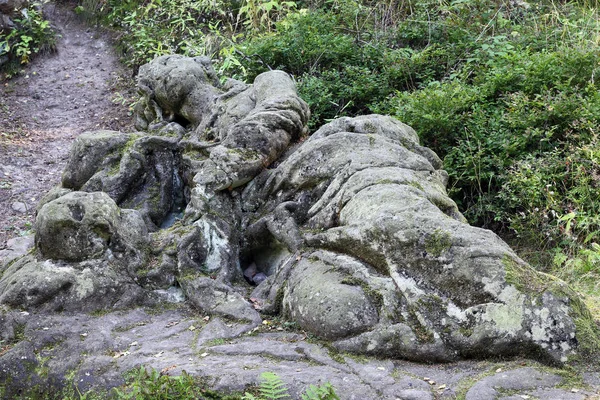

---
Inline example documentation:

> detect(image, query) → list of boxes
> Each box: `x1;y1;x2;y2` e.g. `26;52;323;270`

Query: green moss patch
424;229;452;257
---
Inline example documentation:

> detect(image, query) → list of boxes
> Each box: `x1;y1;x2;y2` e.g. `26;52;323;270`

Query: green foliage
239;0;298;32
0;1;55;74
240;6;417;127
242;372;339;400
300;383;339;400
74;0;106;23
395;14;600;233
114;366;206;399
101;0;233;70
110;367;338;400
98;0;298;77
243;372;290;400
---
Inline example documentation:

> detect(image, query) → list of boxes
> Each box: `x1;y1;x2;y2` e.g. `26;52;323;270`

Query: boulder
35;191;148;264
0;191;151;311
0;0;28;14
0;0;29;37
0;56;309;322
242;114;600;364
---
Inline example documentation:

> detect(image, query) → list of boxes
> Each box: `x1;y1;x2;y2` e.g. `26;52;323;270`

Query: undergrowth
107;367;339;400
0;0;56;78
242;371;339;400
112;365;242;399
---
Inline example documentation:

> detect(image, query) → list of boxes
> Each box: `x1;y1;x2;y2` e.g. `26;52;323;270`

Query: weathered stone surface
282;252;380;340
465;368;563;400
0;56;310;322
0;308;597;400
181;276;261;324
242;114;600;364
61;131;182;230
1;56;598;400
0;255;150;312
0;234;33;267
0;192;152;311
35;191;148;263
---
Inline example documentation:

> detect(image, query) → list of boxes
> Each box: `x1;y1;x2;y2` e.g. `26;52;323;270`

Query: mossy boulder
1;58;597;366
242;114;600;364
282;253;380;339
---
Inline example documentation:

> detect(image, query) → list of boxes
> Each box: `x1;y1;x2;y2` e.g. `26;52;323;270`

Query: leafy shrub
240;7;418;127
395;40;600;230
99;0;238;71
239;0;298;32
0;1;55;75
98;0;300;77
498;139;600;251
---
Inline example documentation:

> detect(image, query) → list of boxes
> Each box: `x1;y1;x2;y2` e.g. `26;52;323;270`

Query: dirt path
0;3;134;249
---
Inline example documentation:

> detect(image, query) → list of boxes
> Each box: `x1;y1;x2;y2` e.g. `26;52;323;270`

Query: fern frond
258;372;291;400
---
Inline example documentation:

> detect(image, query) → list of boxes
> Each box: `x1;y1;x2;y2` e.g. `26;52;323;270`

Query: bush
395;40;600;230
0;1;56;75
240;7;421;127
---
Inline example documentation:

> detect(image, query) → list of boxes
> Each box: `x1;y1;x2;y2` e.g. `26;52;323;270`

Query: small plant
243;372;290;400
243;372;339;400
301;383;339;400
0;1;55;72
238;0;298;32
113;366;202;400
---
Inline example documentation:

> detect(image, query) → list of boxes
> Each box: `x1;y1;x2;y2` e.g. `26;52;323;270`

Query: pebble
11;202;27;213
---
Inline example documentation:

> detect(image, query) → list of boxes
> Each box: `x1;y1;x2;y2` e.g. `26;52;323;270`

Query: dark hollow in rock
1;56;598;370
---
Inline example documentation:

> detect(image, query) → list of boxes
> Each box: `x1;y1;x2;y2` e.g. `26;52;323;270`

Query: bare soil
0;3;135;249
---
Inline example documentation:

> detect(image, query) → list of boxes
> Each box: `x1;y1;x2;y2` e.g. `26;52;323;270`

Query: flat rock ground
0;5;599;400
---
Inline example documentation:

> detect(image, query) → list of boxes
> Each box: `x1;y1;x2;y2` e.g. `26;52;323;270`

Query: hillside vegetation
4;0;600;313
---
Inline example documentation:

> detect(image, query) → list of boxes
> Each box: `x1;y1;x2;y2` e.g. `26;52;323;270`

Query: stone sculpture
1;55;598;365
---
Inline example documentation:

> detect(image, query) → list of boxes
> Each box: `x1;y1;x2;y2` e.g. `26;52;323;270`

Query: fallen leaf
113;351;130;359
249;298;263;310
437;384;447;390
160;365;177;375
188;325;196;331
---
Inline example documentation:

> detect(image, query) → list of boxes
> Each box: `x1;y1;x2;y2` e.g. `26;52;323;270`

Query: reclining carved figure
1;56;597;365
